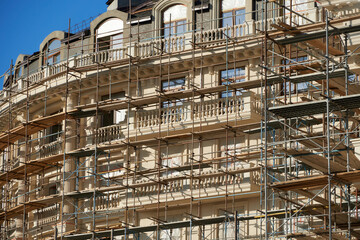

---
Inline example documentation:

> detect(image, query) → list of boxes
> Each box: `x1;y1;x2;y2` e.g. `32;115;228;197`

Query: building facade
1;0;360;239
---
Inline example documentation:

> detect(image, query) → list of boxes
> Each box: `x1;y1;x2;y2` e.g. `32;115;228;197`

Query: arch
152;0;193;38
39;31;66;53
220;0;246;28
97;18;124;38
14;54;29;80
163;4;187;23
222;0;245;11
43;39;61;66
15;54;28;67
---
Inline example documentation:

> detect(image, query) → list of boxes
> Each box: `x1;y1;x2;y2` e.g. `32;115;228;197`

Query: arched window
221;0;245;27
163;4;187;38
96;18;123;52
44;39;61;65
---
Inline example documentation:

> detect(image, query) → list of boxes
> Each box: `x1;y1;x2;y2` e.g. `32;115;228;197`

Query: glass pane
112;34;123;49
284;82;295;94
162;78;185;90
297;82;308;92
221;68;246;97
235;9;245;25
176;20;186;35
47;57;53;65
54;54;60;64
48;40;61;53
162;78;185;107
164;23;175;38
222;12;233;27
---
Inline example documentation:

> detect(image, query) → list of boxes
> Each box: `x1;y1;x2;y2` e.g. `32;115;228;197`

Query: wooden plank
291;135;360;169
271;169;360;191
281;148;348;173
307;39;344;56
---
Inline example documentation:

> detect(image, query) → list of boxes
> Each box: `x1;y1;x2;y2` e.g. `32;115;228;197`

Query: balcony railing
35;204;58;226
38;139;63;158
137;92;259;129
89;192;122;211
97;124;123;143
135;166;258;197
75;47;129;68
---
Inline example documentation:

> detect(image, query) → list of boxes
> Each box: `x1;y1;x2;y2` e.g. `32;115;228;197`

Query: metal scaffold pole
263;0;269;239
325;10;333;239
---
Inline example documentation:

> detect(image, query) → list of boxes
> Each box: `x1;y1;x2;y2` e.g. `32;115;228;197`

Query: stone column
14;141;26;239
61;93;78;233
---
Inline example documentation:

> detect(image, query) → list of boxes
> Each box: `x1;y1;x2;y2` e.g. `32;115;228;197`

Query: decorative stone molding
39;31;66;53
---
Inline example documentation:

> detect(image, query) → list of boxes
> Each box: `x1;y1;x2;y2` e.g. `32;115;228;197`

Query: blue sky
0;0;106;87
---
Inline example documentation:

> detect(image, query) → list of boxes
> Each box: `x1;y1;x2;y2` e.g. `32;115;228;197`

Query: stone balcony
95;91;261;144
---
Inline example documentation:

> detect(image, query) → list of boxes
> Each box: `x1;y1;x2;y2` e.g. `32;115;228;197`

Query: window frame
161;78;186;107
100;91;126;127
281;56;309;94
221;7;246;28
43;39;61;66
163;18;187;37
219;67;247;98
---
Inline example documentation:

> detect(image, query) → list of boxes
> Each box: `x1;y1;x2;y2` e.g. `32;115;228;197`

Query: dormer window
44;39;61;66
163;5;187;38
96;18;123;52
221;0;245;28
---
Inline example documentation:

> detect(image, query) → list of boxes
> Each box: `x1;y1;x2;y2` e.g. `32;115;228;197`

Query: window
161;78;186;107
162;156;181;177
220;68;246;98
163;5;187;52
101;92;126;127
163;4;187;37
96;18;124;59
161;78;186;123
221;0;246;37
49;124;62;143
48;183;58;195
349;74;359;84
282;56;308;94
44;39;61;66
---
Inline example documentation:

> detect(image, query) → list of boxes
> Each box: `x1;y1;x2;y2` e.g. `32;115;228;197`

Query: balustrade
36;205;58;226
137;92;256;129
39;139;63;158
92;192;121;211
135;166;255;197
98;124;123;143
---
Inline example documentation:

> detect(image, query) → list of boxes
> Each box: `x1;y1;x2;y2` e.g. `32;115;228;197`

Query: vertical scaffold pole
263;0;269;239
325;10;332;239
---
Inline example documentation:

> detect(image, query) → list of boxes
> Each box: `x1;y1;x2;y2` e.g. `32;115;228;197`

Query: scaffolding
1;0;360;239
